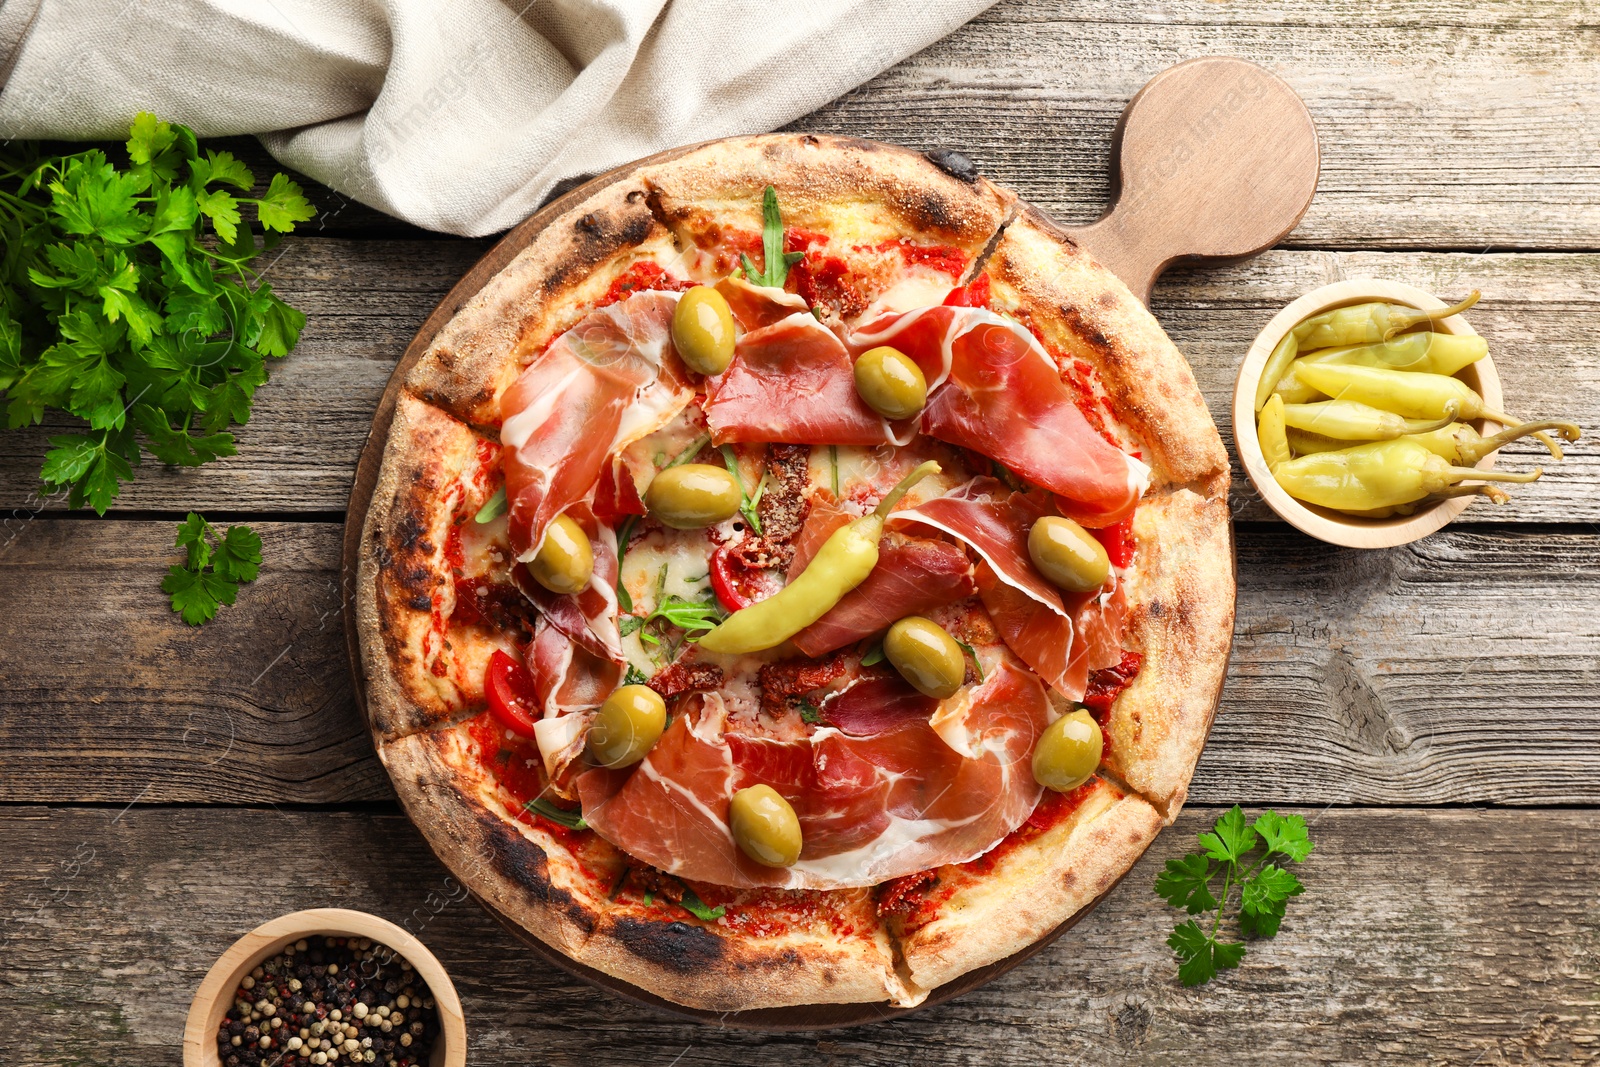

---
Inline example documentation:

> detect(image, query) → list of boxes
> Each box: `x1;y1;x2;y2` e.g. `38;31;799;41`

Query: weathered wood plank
2;519;1596;806
3;806;1594;1065
798;0;1600;251
1;241;1593;521
0;521;382;805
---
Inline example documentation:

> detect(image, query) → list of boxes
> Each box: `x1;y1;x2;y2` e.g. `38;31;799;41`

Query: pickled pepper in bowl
1253;290;1581;520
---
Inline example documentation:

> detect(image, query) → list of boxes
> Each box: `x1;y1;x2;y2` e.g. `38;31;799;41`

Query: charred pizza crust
383;717;914;1010
357;393;508;739
638;133;1013;260
407;178;685;428
355;133;1235;1013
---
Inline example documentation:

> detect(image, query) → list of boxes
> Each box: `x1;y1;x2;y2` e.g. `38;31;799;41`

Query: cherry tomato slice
942;273;991;308
709;544;783;612
485;649;540;737
1089;516;1136;568
709;545;756;611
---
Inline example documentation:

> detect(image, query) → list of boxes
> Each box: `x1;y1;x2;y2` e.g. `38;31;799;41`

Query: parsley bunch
161;512;262;625
0;113;314;512
1155;805;1315;986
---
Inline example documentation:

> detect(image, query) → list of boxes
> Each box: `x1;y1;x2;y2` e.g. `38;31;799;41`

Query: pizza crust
897;781;1163;993
357;393;506;741
639;134;1015;255
986;207;1230;492
406;177;687;428
378;728;609;960
1111;487;1236;819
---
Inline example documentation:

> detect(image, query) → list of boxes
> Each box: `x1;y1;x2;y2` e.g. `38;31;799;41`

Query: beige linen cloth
0;0;993;235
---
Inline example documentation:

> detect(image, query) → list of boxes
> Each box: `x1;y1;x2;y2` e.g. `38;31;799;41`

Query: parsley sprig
1155;806;1314;986
739;185;805;289
0;113;314;512
160;512;261;625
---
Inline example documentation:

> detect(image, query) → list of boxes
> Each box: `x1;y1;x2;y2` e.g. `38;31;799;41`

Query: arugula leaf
739;186;805;289
613;514;638;613
677;885;726;922
0;113;314;513
718;444;764;535
1155;806;1314;987
645;594;725;639
859;642;885;667
663;432;710;469
622;664;649;687
796;698;824;725
526;797;587;831
474;486;507;524
956;639;985;682
160;512;260;625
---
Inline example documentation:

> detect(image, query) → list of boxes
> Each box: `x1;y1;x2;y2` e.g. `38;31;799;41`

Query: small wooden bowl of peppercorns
183;909;466;1067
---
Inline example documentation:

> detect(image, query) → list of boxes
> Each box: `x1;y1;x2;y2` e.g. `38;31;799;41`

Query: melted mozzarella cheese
617;529;716;677
858;269;961;321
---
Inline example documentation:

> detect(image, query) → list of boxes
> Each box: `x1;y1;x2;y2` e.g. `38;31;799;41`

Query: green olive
1027;516;1112;593
671;286;736;375
883;616;966;700
529;514;593;594
729;784;803;868
1032;709;1103;792
853;346;927;420
644;463;742;529
586;684;667;768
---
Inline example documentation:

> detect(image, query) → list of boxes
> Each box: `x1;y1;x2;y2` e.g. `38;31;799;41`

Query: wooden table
4;3;1598;1063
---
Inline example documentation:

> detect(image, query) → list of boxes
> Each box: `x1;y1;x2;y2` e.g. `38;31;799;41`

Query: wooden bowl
182;908;467;1067
1233;278;1503;548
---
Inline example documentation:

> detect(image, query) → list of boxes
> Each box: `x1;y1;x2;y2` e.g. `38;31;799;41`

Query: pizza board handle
1063;57;1320;305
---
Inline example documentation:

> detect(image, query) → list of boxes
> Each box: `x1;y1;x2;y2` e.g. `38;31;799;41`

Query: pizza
354;134;1234;1012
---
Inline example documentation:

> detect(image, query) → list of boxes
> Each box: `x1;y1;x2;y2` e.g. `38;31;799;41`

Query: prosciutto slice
500;290;691;560
527;618;623;784
847;306;1148;525
704;312;914;446
791;532;976;657
714;275;808;331
577;664;1049;889
895;477;1120;701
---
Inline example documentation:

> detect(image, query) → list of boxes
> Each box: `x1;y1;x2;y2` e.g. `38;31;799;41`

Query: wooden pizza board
341;56;1315;1030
